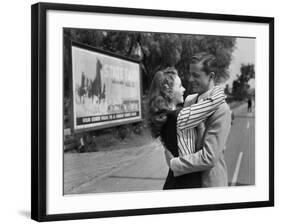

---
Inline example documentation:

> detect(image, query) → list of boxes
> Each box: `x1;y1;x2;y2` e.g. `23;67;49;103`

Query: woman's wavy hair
147;67;178;138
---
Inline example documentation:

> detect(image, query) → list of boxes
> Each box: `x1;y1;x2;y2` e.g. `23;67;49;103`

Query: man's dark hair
190;52;218;77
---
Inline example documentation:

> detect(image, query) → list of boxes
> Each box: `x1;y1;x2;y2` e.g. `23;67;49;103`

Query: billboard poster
71;42;142;132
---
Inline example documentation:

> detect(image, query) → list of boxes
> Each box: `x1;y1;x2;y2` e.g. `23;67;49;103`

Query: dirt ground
63;130;162;194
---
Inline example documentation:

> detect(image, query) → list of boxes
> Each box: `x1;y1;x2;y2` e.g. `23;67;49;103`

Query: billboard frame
69;40;143;133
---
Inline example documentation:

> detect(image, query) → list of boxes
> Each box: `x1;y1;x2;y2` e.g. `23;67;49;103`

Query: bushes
64;122;146;153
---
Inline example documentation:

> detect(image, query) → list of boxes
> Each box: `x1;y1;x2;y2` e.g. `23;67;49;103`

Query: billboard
70;41;142;132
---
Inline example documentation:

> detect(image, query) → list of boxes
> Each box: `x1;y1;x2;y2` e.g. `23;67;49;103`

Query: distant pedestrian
247;98;252;112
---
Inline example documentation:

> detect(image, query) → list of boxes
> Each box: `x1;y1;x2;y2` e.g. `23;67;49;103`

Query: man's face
189;62;212;94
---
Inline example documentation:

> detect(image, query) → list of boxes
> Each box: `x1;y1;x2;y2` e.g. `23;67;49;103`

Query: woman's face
172;75;185;105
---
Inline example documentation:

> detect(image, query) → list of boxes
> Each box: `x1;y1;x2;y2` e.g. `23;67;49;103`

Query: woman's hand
164;149;174;168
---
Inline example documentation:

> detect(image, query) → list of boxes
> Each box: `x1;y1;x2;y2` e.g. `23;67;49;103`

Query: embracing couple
148;52;231;189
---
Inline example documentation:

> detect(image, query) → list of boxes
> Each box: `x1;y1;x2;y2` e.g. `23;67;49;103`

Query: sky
224;37;256;89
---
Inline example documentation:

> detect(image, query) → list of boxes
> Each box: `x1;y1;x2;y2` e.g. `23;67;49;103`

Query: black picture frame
31;2;274;222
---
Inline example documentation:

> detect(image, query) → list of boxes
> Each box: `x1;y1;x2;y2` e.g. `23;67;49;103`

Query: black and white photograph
63;28;256;195
2;0;280;223
30;2;274;222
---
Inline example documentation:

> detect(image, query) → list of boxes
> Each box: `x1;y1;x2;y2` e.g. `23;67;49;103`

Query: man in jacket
166;52;232;187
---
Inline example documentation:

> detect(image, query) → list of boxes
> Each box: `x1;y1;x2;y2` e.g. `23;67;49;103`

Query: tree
63;28;237;96
232;63;255;100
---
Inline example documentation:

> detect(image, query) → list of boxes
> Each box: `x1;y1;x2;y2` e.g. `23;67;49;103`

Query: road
65;102;255;194
225;103;255;186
